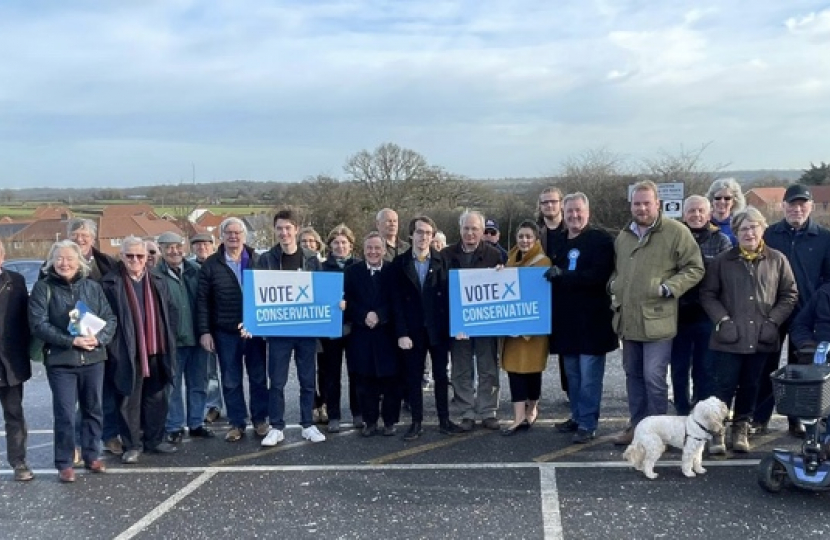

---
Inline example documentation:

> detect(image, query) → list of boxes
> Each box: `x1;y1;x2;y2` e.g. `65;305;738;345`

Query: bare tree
344;143;444;213
557;147;635;229
639;142;729;198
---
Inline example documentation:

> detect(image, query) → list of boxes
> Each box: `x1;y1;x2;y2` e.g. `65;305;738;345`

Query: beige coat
501;242;552;374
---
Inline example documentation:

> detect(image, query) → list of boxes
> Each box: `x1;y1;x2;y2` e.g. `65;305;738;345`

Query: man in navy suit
390;216;464;440
344;232;401;436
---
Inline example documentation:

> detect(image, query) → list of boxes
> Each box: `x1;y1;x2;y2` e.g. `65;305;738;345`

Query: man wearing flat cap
155;232;215;443
189;233;223;423
190;234;215;265
754;184;830;437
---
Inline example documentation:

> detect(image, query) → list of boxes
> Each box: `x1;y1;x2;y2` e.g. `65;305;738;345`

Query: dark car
2;258;43;293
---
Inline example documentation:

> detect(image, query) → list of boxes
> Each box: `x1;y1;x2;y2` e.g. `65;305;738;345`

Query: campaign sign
449;267;551;337
243;270;344;338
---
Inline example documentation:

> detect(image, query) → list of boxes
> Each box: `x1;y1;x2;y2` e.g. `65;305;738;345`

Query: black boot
403;422;423;441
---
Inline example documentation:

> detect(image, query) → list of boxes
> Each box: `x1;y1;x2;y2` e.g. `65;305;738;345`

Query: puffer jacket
29;269;117;368
700;245;798;354
609;214;704;341
197;244;260;335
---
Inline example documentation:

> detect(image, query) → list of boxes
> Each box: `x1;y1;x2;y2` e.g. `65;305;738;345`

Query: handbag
29;284;51;363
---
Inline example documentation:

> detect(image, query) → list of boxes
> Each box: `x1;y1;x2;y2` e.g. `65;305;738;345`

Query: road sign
663;200;682;218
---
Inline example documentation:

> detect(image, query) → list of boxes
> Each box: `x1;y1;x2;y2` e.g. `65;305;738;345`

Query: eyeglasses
224;230;244;236
124;253;146;260
713;196;733;201
148;250;157;255
484;230;497;235
540;199;561;206
738;224;761;234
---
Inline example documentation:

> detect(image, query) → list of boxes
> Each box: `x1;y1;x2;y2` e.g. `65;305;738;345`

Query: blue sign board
243;270;344;338
449;267;551;337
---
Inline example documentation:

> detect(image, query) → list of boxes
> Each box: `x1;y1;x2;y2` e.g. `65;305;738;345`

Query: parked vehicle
2;258;43;293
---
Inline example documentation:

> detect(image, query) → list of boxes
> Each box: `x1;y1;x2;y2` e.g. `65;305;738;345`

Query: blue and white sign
243;270;344;338
449;267;551;337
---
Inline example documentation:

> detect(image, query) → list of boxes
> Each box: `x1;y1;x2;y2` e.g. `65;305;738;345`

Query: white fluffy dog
623;397;729;480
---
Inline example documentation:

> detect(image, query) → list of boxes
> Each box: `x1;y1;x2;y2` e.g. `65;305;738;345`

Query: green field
0;202;275;220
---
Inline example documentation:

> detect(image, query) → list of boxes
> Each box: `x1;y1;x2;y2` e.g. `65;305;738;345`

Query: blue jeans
670;318;715;415
622;339;673;426
204;350;223;413
47;363;104;470
214;331;268;429
166;346;209;432
267;337;317;430
563;354;606;432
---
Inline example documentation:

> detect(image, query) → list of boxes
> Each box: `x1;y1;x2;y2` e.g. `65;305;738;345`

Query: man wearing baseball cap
156;232;215;443
755;184;830;437
484;219;508;264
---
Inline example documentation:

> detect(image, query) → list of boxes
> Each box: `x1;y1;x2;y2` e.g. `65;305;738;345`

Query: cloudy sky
1;1;829;188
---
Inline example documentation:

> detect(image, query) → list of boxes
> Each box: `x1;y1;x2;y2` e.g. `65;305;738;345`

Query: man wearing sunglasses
101;236;178;463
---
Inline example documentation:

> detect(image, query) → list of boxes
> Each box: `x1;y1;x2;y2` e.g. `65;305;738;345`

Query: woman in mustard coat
500;220;552;435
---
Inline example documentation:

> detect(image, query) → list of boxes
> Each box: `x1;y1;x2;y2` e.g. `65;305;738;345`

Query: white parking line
1;459;762;476
114;469;218;540
540;465;563;540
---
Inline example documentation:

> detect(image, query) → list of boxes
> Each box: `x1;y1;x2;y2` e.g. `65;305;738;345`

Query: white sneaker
261;428;284;447
302;425;326;443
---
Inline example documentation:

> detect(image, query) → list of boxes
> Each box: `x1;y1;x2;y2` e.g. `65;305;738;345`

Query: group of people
611;179;830;457
3;177;830;484
0;222;222;482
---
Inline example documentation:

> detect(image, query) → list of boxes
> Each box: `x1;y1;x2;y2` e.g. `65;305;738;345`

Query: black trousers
320;337;360;421
0;384;27;467
355;373;400;426
507;372;543;403
403;329;450;423
713;351;769;424
118;355;169;451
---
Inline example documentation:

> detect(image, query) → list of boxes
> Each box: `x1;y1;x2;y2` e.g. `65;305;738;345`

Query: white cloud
0;0;829;187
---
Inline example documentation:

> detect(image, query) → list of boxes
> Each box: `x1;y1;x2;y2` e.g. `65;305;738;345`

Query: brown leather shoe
59;468;76;483
613;426;634;446
85;460;107;473
13;464;34;482
104;437;124;456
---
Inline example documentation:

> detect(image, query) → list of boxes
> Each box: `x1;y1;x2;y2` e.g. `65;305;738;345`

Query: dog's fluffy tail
623;443;645;469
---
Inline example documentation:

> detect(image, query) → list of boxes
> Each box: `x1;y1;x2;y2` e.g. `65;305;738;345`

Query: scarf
739;240;765;262
122;267;166;377
335;255;352;269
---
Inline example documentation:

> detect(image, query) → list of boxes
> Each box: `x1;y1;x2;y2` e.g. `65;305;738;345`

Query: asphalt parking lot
1;352;827;540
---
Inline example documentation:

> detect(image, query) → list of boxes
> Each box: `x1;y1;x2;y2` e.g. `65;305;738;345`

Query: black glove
544;266;563;282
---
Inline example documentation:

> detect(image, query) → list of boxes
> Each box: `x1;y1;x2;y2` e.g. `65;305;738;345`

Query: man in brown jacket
610;181;705;445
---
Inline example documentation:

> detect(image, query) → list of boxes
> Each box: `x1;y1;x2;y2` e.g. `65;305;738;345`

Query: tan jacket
609;215;704;342
501;242;551;373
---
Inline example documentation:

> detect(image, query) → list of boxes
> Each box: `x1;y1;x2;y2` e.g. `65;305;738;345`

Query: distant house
745;188;785;214
98;205;184;256
745;185;830;221
195;210;226;234
6;218;69;258
0;221;32;241
32;205;74;220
